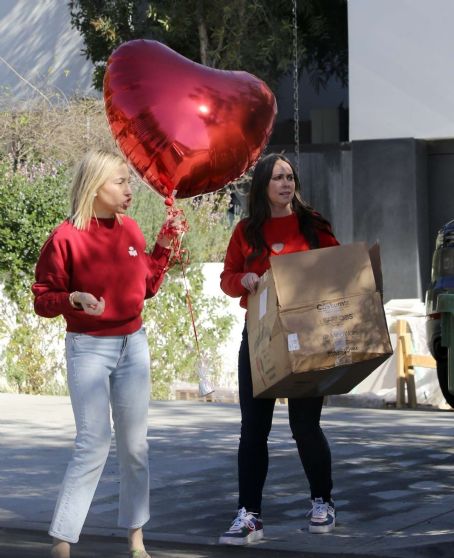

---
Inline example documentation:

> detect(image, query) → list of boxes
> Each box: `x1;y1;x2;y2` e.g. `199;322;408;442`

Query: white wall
0;0;97;107
202;263;244;388
349;0;454;140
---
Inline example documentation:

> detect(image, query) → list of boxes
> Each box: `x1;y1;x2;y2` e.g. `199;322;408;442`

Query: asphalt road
3;528;454;558
3;397;454;558
0;528;353;558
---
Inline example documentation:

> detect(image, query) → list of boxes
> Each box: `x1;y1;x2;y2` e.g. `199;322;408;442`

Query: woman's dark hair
244;153;334;262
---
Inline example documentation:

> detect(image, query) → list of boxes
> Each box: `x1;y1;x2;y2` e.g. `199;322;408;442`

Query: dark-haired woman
219;153;339;545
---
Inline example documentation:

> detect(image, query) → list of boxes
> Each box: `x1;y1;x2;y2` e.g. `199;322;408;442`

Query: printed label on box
288;333;301;352
331;327;347;351
259;288;268;320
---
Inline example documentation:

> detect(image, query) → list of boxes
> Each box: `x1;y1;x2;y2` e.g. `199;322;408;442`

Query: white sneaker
219;507;264;545
308;497;336;533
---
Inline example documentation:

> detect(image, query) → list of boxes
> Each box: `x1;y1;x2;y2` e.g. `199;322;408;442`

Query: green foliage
5;318;49;394
130;182;235;399
182;193;236;262
0;159;69;393
0;160;70;306
0;99;116;169
69;0;348;92
3;300;66;395
143;265;233;399
0;143;235;398
299;0;348;91
130;182;234;262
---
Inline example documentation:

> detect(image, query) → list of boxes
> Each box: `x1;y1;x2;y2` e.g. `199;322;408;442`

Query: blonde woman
32;149;181;558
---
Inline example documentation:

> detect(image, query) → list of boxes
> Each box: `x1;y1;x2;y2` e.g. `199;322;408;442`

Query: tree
0;97;116;170
0;159;70;305
0;159;69;394
69;0;347;92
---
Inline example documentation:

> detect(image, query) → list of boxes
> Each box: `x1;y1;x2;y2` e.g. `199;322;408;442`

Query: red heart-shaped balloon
104;40;277;200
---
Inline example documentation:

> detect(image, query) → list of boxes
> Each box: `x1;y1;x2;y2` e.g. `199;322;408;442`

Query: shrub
0;106;237;397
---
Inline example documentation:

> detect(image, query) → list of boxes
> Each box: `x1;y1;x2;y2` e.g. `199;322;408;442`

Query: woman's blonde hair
70;149;126;230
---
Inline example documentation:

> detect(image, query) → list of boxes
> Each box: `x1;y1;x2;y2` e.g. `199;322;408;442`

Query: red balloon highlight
104;40;277;199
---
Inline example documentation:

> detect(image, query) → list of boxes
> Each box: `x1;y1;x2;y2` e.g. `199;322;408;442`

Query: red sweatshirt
32;216;171;335
220;213;339;309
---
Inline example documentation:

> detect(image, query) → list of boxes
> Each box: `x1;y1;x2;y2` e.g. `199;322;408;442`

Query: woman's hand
157;211;187;248
241;272;259;294
71;292;105;316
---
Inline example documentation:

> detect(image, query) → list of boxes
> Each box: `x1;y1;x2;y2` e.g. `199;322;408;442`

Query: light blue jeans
49;327;151;543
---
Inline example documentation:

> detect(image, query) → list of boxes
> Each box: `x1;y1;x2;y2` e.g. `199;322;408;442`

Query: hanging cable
292;0;300;175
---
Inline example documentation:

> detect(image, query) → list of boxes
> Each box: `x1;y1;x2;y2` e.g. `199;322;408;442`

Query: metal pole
292;0;300;177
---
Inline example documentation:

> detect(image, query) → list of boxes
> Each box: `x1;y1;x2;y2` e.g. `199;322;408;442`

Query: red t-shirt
32;216;170;335
220;213;339;309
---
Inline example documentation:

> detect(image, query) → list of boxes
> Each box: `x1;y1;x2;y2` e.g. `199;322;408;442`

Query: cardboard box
247;242;393;398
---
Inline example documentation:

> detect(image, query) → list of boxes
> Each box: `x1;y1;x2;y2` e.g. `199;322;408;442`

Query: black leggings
237;326;333;514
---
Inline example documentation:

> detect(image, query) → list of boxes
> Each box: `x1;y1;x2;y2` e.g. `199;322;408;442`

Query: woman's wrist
69;291;82;309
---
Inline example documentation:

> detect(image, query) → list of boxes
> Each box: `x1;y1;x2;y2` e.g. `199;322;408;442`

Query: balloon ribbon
158;206;201;359
158;206;214;396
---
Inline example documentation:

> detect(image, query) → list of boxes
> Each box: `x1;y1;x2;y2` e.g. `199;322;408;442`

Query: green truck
425;219;454;409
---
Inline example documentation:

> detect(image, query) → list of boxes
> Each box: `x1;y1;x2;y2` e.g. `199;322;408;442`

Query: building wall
427;141;454;244
0;0;96;107
348;0;454;141
351;139;430;301
273;69;348;145
287;138;454;303
298;145;353;244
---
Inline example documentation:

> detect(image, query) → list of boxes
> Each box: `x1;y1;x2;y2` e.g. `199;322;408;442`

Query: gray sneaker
219;507;264;545
308;498;336;533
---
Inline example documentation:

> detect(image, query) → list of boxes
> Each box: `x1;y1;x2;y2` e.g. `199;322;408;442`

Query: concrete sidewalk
1;393;454;557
